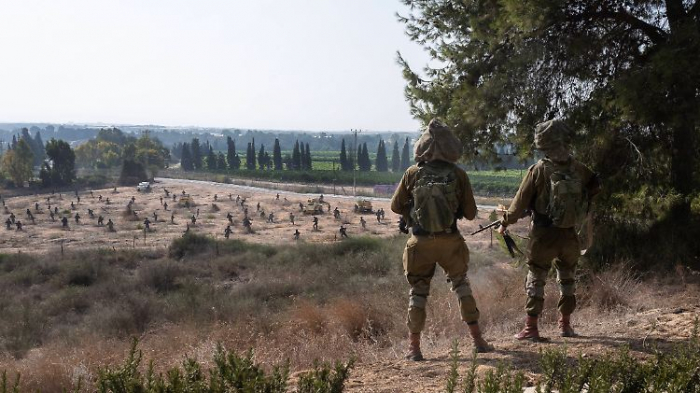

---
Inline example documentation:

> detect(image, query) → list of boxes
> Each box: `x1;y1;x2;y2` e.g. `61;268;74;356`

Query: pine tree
401;137;410;170
251;138;256;169
34;131;46;166
180;142;193;171
359;143;371;171
305;143;312;170
292;140;301;170
273;138;282;170
191;138;202;170
339;139;349;171
391;140;401;172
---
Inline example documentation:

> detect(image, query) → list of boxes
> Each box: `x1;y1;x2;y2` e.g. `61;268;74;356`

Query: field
1;179;699;392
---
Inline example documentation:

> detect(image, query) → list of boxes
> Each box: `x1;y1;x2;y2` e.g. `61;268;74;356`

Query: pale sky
0;0;430;131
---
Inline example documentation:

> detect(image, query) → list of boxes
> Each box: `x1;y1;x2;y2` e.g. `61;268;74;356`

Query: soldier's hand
498;222;507;235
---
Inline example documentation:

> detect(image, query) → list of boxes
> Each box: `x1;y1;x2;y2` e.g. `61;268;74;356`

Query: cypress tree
391;140;401;172
339;139;349;171
191;138;202;170
226;137;236;169
217;152;226;170
180;143;193;171
273;138;282;170
305;143;312;170
375;139;388;172
401;137;411;170
206;146;217;171
359;143;371;171
258;144;266;170
292;140;301;170
251;138;256;169
300;142;306;170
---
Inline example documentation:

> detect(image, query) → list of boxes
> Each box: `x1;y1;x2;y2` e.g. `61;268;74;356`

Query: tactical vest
542;158;586;228
410;163;460;234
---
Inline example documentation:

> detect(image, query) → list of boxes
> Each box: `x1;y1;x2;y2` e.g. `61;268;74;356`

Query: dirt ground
0;178;509;254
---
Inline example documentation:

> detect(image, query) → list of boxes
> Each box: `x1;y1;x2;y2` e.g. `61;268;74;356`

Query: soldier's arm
390;170;412;216
501;166;536;226
458;170;477;220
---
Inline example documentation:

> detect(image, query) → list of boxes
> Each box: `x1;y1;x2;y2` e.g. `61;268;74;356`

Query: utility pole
352;129;360;197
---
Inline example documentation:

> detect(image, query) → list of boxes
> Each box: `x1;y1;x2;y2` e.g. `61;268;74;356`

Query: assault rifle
470;220;523;258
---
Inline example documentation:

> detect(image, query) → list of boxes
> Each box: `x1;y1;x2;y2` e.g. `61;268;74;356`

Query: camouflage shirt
502;157;600;226
390;161;477;231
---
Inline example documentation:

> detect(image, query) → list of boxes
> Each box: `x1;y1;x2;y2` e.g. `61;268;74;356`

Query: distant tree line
339;137;411;172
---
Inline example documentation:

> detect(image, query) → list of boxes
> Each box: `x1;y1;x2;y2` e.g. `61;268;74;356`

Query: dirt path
346;303;700;392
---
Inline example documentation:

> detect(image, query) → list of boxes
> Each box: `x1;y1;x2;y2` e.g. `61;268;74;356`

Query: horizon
0;1;431;132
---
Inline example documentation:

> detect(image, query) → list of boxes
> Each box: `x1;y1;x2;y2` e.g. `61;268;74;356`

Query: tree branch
665;0;687;32
590;10;668;44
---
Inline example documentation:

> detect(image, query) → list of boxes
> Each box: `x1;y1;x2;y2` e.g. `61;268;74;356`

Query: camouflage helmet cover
413;118;463;163
534;119;572;152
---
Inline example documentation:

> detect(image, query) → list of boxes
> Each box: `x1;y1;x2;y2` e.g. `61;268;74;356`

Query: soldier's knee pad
559;279;576;297
453;280;473;299
409;294;428;309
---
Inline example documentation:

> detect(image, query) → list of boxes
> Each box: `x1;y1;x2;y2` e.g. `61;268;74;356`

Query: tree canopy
398;0;700;217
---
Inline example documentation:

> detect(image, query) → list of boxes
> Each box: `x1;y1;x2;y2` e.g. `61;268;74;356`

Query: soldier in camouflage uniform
391;119;492;360
499;119;600;340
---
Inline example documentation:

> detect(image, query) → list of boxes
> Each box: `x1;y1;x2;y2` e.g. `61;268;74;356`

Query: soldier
131;196;136;204
242;217;253;233
15;220;23;231
5;218;11;230
75;213;81;224
54;206;58;214
90;190;94;198
312;216;319;231
390;119;492;359
97;215;104;226
259;210;265;219
191;215;197;225
152;212;157;222
339;225;348;238
294;229;300;240
360;216;366;229
88;208;95;219
380;208;385;221
498;120;600;340
164;188;170;197
99;195;103;202
244;207;249;218
224;225;232;239
107;219;115;232
376;210;382;223
182;190;186;196
276;193;280;200
319;194;324;203
163;202;168;211
229;193;232;200
143;218;151;231
106;198;111;205
62;216;69;228
50;211;55;222
9;212;15;223
333;207;340;220
77;195;81;203
289;212;295;226
298;202;304;212
160;196;163;205
268;212;274;223
35;202;40;211
172;194;176;202
227;212;234;224
71;201;75;210
214;194;218;201
171;212;175;224
236;195;241;205
196;208;200;218
26;209;33;220
257;202;261;212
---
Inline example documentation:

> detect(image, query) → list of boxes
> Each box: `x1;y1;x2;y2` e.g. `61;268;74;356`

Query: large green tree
398;0;700;217
40;138;76;187
2;139;34;186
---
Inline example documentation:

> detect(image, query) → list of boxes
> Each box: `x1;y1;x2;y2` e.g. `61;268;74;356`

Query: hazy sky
0;1;431;131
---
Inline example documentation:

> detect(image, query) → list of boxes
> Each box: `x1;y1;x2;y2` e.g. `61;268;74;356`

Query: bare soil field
1;178;506;254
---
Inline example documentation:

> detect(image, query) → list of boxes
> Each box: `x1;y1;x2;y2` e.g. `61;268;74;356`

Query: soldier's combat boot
405;333;424;361
559;314;576;337
515;315;541;341
468;323;494;353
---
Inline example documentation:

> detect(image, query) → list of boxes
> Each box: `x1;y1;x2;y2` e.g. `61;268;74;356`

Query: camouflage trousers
525;226;579;316
402;233;480;334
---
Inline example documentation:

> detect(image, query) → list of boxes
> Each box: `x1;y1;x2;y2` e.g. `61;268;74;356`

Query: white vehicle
136;181;151;192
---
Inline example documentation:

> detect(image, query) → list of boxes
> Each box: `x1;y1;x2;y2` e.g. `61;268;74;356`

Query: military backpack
410;163;460;234
543;159;586;228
